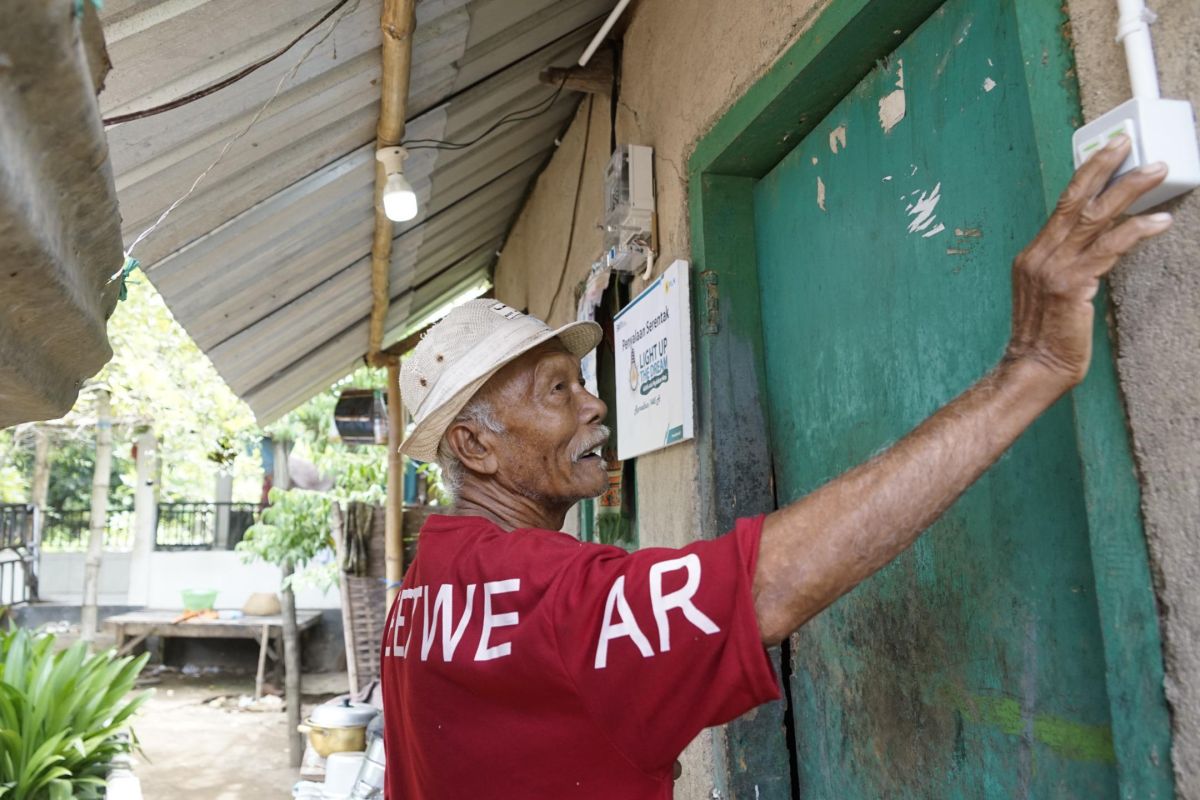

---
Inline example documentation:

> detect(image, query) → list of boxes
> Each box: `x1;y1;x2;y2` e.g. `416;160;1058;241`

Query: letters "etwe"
385;579;520;663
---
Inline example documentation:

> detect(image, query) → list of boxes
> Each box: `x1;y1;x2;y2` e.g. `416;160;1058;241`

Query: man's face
480;341;610;505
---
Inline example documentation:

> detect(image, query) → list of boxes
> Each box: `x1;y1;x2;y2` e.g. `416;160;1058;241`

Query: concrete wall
494;1;829;794
38;550;340;610
142;550;340;610
1068;1;1200;794
496;0;1199;795
39;551;131;606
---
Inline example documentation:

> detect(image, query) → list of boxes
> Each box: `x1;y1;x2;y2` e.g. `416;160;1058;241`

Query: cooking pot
298;699;378;757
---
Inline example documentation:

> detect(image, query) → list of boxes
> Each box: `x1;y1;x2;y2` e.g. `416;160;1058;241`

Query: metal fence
37;502;259;552
155;502;260;551
41;506;136;552
0;504;37;604
0;504;34;551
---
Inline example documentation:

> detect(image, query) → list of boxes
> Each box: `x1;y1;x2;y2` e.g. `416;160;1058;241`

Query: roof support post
385;358;406;609
81;389;112;647
368;0;418;366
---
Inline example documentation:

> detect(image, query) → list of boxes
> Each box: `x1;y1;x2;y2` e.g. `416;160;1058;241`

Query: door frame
687;1;1174;797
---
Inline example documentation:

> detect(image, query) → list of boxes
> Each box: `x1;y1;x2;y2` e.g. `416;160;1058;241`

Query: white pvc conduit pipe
579;0;632;66
1115;0;1160;99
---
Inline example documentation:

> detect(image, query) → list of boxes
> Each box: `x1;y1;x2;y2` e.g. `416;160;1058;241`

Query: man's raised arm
752;137;1174;646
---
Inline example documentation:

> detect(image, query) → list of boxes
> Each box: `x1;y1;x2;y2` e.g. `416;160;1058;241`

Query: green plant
237;487;334;590
416;461;449;506
0;628;149;799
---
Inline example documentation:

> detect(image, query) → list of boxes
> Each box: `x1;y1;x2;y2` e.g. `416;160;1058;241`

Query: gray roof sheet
100;0;611;423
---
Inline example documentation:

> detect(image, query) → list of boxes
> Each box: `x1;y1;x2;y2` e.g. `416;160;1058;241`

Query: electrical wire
101;0;353;127
402;76;569;151
108;0;361;282
546;94;595;321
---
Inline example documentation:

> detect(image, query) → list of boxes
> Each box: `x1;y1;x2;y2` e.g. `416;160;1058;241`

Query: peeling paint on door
984;77;997;92
829;124;847;153
905;182;942;235
878;60;906;133
816;176;826;211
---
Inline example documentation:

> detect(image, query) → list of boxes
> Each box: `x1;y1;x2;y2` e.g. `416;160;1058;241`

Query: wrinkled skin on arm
753;137;1174;645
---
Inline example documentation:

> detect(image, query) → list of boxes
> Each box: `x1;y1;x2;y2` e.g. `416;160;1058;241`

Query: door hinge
701;270;719;335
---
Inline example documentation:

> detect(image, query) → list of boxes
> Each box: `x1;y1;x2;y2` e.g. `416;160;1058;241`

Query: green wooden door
753;1;1124;796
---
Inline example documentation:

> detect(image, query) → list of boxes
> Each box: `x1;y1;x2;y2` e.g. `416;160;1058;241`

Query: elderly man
379;139;1172;799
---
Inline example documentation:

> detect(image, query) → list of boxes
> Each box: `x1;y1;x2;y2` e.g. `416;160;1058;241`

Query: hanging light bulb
382;171;418;221
376;146;418;222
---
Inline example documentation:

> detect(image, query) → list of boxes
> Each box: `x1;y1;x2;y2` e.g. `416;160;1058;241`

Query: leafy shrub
0;629;149;799
237;487;334;590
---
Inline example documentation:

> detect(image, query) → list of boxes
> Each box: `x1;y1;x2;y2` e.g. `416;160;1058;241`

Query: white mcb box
1072;97;1200;214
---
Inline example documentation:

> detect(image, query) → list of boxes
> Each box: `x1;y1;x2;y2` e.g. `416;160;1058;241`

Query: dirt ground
130;672;346;800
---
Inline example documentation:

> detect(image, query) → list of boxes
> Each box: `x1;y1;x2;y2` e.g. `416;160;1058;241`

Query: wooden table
103;609;322;683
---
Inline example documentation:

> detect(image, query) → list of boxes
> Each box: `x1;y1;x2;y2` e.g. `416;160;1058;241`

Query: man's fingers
1024;136;1134;259
1063;162;1169;250
1070;135;1137;207
1080;212;1173;276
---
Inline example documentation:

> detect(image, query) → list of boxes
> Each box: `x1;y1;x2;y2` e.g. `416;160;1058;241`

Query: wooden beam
539;47;613;95
367;0;418;366
382;323;432;359
385;359;405;608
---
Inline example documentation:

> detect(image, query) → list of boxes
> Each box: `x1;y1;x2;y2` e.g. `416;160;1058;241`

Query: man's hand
753;137;1174;645
1006;136;1172;389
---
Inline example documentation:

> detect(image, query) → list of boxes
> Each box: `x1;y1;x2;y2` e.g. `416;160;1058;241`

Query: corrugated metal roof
99;0;612;423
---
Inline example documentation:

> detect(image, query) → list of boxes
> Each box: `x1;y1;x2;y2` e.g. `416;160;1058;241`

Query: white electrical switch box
1072;97;1200;214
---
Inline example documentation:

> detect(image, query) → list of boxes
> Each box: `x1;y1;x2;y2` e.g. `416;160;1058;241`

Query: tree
235;487;333;586
1;278;264;510
267;366;391;508
95;278;262;501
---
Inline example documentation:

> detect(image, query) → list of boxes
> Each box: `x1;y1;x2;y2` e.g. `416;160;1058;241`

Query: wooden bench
104;609;322;690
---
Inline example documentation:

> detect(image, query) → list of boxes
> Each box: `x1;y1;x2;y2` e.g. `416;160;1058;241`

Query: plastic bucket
181;589;218;611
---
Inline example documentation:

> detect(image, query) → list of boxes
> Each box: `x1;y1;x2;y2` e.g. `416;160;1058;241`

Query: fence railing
38;502;259;552
41;507;136;552
0;504;34;551
155;502;260;551
0;504;38;604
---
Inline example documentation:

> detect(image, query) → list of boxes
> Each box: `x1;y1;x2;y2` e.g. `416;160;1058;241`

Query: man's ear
445;422;499;477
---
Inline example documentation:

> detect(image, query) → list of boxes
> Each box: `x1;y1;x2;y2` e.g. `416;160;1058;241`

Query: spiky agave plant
0;628;149;799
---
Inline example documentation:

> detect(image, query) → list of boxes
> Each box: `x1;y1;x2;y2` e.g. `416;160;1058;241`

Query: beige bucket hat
398;300;602;462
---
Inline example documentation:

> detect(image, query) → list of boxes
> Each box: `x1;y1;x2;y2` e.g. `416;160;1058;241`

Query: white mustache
571;426;611;462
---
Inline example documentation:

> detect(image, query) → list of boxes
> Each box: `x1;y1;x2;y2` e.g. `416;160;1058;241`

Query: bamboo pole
330;503;361;694
127;428;158;607
367;0;418;366
385;359;405;608
280;560;302;767
30;429;50;511
80;390;112;646
272;439;304;768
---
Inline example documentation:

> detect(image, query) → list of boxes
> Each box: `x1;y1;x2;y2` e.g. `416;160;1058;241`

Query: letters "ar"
594;554;720;669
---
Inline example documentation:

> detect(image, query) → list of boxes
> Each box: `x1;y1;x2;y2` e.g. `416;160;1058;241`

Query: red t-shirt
380;514;780;799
